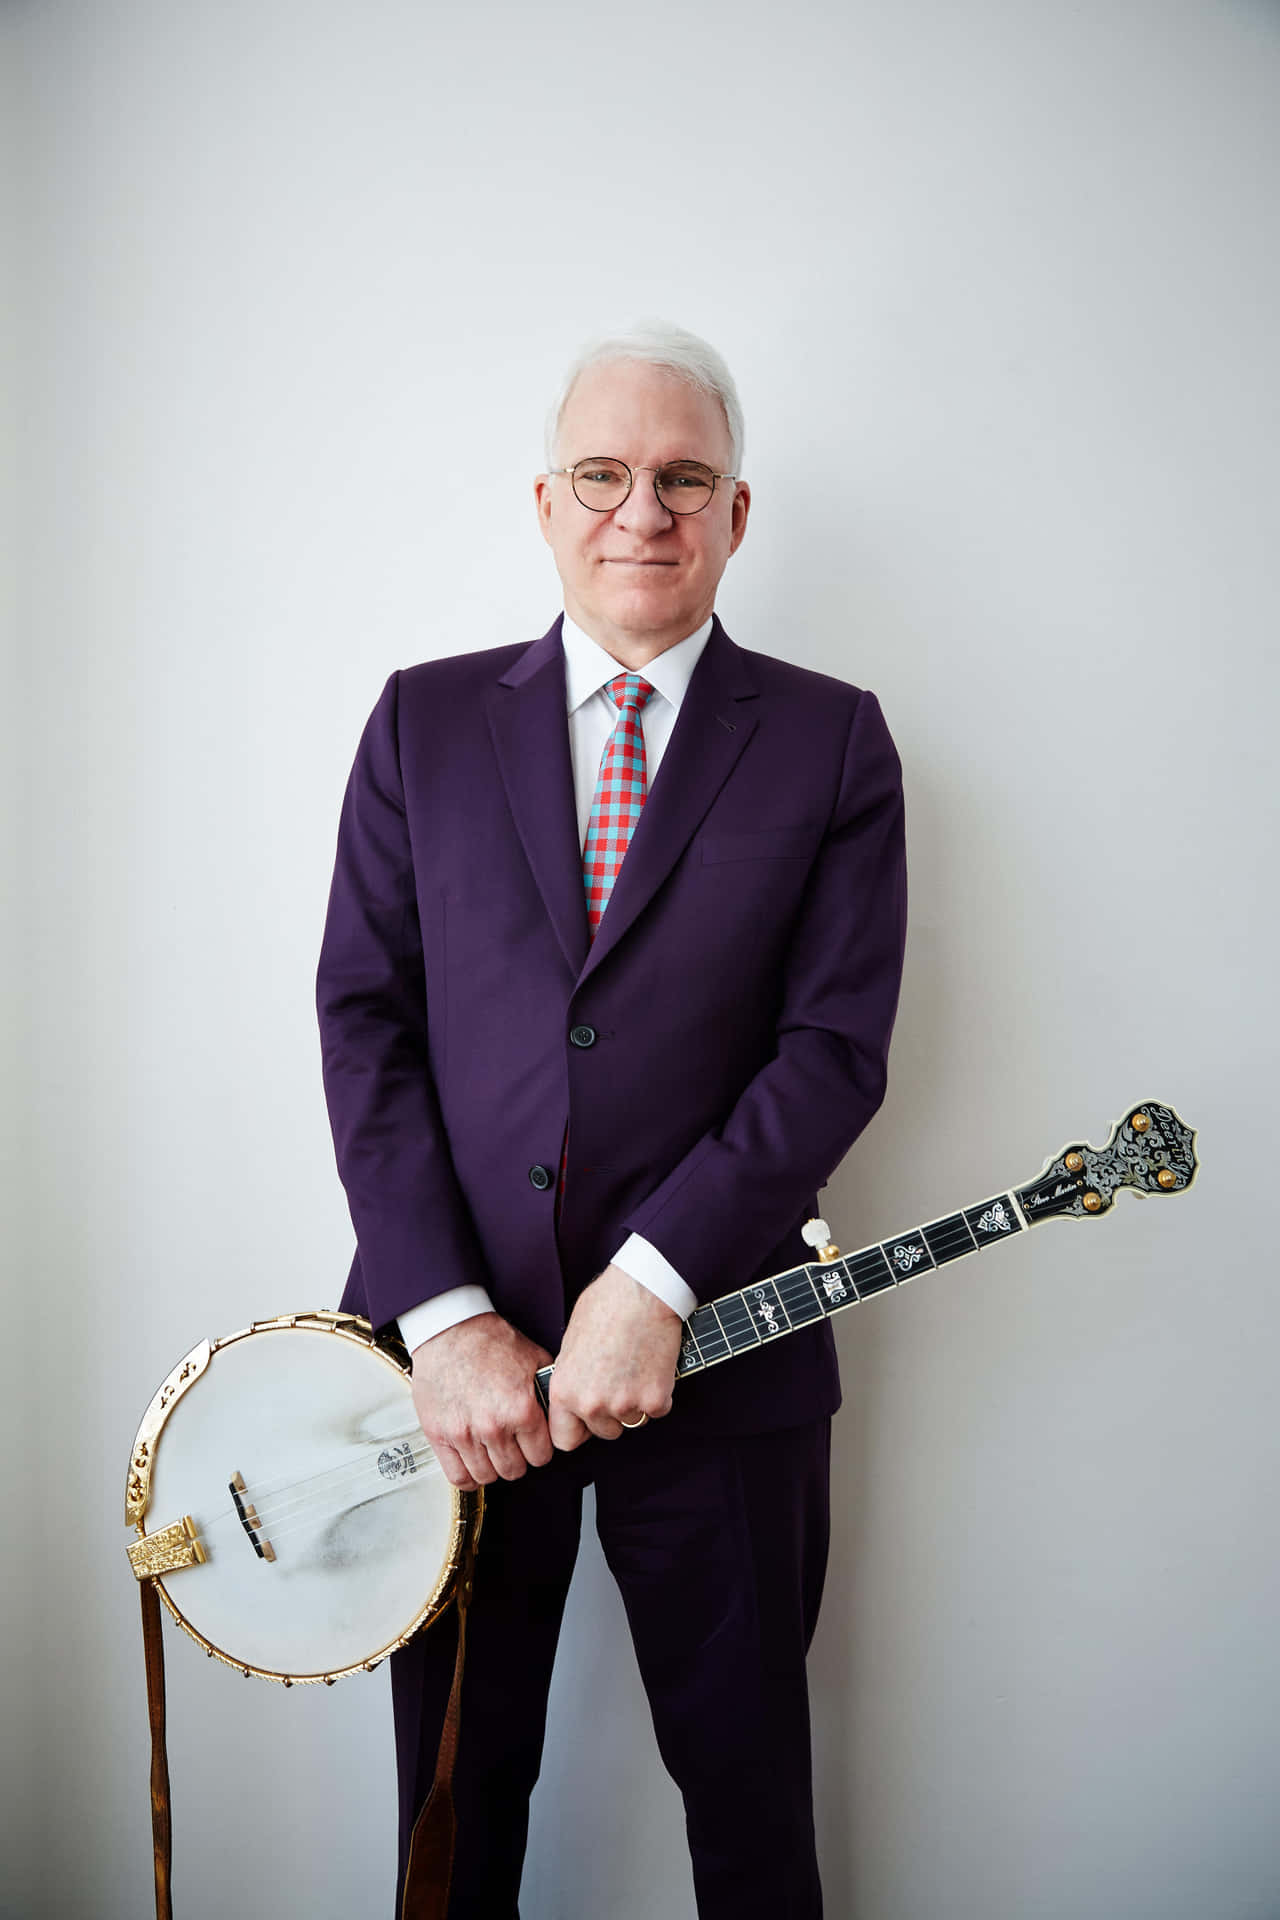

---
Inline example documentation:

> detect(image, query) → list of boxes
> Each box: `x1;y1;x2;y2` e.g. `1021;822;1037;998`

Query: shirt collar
561;613;714;717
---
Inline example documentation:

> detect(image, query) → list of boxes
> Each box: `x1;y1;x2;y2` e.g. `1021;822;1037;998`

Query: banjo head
127;1315;477;1684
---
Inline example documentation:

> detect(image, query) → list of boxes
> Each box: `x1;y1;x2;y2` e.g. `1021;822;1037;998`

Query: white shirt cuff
613;1233;699;1320
398;1286;495;1355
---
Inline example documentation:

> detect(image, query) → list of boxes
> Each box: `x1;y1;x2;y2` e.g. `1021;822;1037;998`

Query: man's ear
533;474;555;546
728;480;751;556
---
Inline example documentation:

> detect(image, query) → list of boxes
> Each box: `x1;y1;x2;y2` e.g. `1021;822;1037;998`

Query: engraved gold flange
126;1314;376;1524
126;1339;213;1525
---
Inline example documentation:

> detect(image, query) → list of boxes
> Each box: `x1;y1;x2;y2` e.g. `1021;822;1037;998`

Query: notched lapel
485;620;590;977
580;622;759;985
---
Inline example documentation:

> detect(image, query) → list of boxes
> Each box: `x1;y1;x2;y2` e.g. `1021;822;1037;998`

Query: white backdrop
6;3;1280;1916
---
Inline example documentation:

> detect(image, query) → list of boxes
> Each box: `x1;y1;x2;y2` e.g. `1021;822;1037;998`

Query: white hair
544;321;745;474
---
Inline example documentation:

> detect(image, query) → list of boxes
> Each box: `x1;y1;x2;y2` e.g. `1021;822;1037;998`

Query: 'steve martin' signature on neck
533;1101;1198;1409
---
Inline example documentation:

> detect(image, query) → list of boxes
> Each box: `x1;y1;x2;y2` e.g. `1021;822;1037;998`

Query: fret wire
716;1291;762;1351
808;1257;857;1312
709;1298;742;1353
774;1266;813;1288
879;1225;936;1282
742;1276;791;1340
962;1193;1023;1248
676;1316;705;1380
774;1268;825;1325
922;1211;979;1265
669;1190;1034;1383
844;1245;896;1298
689;1303;730;1363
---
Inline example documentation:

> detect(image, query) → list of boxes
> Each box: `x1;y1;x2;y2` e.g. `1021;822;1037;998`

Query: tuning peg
802;1218;841;1262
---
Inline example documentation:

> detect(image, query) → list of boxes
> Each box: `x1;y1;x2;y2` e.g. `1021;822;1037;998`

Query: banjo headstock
1015;1100;1198;1223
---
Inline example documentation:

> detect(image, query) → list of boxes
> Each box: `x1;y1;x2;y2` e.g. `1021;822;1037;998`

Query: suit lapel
579;618;759;986
485;618;590;977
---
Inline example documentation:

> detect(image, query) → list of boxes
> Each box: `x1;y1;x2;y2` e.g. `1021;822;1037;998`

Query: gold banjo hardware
126;1518;208;1581
127;1099;1199;1687
123;1097;1197;1920
126;1338;213;1528
125;1309;483;1687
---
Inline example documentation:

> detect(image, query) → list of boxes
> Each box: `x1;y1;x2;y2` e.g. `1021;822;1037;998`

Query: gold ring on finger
620;1412;649;1429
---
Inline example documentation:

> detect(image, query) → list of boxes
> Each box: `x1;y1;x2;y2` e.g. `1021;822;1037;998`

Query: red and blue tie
582;673;656;938
559;673;657;1209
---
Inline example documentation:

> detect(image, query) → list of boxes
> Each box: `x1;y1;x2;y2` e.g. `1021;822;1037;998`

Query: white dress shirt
397;614;711;1355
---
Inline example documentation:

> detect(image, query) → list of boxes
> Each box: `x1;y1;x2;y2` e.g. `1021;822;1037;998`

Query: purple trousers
391;1418;832;1919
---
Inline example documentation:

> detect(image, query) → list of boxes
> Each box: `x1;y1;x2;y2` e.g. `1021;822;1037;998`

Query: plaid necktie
583;672;656;938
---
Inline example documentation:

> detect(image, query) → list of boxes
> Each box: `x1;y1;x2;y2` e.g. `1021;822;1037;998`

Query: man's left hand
548;1264;684;1450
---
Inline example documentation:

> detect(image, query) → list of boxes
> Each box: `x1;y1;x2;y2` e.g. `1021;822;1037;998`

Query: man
317;324;907;1917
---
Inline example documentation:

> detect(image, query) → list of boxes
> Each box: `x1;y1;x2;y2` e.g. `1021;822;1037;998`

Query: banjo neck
533;1099;1197;1410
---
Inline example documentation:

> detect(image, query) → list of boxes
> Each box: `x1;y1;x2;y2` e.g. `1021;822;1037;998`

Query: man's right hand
409;1312;554;1491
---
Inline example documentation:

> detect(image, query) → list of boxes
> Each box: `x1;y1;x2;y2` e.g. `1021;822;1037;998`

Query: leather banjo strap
137;1531;478;1920
400;1531;478;1920
140;1577;174;1920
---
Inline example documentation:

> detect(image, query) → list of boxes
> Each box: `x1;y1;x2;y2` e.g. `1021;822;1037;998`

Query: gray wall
5;3;1278;1916
2;12;35;1920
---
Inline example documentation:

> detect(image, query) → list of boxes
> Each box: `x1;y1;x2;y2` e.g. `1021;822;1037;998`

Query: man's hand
548;1264;684;1451
410;1312;554;1491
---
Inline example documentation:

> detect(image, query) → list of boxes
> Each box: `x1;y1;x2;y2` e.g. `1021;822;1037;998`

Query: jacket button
569;1024;597;1049
528;1164;552;1191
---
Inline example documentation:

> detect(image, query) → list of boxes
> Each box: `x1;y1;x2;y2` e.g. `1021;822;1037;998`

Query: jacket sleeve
619;687;908;1301
316;671;492;1330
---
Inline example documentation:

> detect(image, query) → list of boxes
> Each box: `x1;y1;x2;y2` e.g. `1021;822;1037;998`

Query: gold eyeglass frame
548;456;737;514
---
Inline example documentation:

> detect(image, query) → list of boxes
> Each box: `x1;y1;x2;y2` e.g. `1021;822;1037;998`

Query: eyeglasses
548;457;737;516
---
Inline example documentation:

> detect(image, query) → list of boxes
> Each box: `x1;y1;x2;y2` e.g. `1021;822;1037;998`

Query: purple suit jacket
317;615;907;1435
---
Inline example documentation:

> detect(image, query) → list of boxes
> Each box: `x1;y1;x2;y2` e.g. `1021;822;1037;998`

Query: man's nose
612;470;673;534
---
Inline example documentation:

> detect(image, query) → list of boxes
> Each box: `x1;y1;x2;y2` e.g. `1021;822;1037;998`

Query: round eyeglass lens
571;459;632;511
654;462;717;513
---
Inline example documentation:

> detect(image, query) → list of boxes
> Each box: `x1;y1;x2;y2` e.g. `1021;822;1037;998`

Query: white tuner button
802;1217;841;1262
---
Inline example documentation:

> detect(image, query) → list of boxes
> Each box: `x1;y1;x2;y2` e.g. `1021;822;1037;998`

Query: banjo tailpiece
136;1537;478;1920
125;1102;1197;1914
127;1312;482;1917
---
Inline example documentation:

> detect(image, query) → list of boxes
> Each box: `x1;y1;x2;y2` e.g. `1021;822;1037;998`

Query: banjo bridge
127;1515;207;1581
230;1471;277;1562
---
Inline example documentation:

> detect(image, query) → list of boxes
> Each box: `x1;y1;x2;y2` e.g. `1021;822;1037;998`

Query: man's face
534;359;750;661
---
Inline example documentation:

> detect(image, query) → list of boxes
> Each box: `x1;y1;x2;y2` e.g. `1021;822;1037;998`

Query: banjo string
215;1450;448;1551
214;1421;426;1503
245;1445;444;1540
198;1437;442;1537
192;1424;430;1529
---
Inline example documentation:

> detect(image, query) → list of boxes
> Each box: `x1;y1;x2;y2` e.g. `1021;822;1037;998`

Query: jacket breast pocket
700;825;823;865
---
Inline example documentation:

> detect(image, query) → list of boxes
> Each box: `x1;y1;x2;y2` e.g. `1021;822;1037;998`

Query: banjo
125;1098;1197;1683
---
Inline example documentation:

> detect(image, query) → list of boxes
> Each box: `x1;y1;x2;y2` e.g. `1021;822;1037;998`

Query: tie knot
607;673;656;714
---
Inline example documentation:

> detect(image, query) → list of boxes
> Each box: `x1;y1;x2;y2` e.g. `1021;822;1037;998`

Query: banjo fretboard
532;1099;1197;1411
674;1193;1022;1377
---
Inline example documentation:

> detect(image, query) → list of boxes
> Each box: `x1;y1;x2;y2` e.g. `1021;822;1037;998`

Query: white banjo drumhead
144;1323;461;1680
